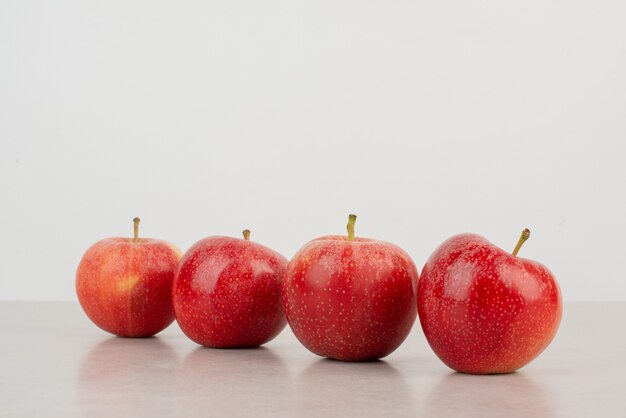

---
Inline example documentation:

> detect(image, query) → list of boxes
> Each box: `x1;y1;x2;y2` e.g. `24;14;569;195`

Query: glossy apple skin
283;236;418;361
418;234;562;374
76;238;182;337
173;236;288;348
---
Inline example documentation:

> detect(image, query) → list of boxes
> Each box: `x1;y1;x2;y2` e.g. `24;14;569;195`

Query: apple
417;229;562;374
173;229;288;348
76;218;182;337
282;214;418;361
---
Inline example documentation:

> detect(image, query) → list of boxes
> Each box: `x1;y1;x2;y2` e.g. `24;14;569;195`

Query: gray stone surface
1;302;624;417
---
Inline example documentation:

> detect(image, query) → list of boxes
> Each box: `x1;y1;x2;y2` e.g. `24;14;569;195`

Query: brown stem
133;217;140;243
347;214;357;241
512;228;530;256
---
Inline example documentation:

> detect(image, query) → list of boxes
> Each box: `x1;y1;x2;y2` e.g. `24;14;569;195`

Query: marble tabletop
1;301;624;417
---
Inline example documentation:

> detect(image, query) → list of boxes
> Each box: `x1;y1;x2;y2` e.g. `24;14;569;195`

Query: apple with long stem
76;218;182;337
417;229;562;374
173;230;288;348
283;214;418;361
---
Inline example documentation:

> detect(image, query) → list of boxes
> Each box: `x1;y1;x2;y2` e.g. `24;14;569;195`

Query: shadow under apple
173;346;293;416
293;358;416;417
76;337;181;415
421;371;555;418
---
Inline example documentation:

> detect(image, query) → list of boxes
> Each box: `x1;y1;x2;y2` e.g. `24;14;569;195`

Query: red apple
417;229;562;374
76;218;182;337
282;215;418;361
173;230;288;348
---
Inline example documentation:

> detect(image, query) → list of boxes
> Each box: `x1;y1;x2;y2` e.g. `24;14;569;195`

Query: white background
1;0;624;301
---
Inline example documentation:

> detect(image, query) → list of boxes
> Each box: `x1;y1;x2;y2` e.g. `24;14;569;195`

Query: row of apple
76;215;562;374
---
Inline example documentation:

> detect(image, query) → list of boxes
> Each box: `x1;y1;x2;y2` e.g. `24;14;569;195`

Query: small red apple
76;218;182;337
282;215;418;361
417;229;562;374
173;230;288;348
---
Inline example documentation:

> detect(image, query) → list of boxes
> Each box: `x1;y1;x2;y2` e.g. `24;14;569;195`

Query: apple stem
242;229;251;240
347;214;357;241
512;228;531;256
133;217;140;243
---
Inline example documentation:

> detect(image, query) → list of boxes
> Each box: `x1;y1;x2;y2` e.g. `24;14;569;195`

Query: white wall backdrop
1;0;625;301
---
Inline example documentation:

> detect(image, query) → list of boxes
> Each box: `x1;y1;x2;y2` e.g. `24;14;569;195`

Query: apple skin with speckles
282;236;418;361
76;237;182;337
417;233;562;374
173;235;289;348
